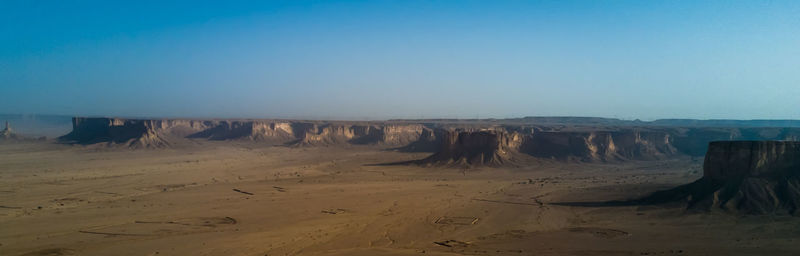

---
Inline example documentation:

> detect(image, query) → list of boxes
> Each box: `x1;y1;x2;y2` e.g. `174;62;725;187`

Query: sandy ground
2;142;800;256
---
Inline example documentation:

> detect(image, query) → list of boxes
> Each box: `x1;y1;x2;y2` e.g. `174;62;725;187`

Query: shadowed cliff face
417;130;521;166
186;121;294;141
637;141;800;215
670;127;800;157
60;118;170;148
393;127;441;152
704;141;800;180
415;129;679;166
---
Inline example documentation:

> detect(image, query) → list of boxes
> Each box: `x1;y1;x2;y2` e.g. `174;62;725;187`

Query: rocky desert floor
2;142;800;256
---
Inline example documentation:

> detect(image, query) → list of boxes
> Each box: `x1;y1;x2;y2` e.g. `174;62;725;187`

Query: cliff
186;120;295;142
639;141;800;215
417;130;522;166
58;117;800;166
60;118;171;148
521;130;677;162
60;117;434;149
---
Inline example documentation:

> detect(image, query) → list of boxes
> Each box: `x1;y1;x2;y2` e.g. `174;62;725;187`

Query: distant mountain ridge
392;116;800;127
57;117;800;165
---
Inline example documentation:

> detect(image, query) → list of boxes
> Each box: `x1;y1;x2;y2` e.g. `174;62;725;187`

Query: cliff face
394;127;441;152
418;130;521;166
703;141;800;180
381;124;431;145
184;120;301;142
521;130;677;162
59;117;800;167
610;131;677;160
294;124;431;146
61;118;170;148
670;127;800;157
640;141;800;215
61;118;433;149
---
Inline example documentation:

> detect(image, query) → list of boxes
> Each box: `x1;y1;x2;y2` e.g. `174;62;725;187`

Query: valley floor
1;142;799;256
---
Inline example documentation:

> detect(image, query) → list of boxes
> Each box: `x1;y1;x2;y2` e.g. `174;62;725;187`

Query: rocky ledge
639;141;800;215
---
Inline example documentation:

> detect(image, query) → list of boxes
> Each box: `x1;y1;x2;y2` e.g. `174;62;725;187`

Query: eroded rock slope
639;141;800;215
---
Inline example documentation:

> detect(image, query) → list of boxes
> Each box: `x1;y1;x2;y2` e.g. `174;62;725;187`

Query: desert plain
2;117;800;256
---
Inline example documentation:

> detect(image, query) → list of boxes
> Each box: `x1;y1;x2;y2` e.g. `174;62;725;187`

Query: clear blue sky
1;0;799;120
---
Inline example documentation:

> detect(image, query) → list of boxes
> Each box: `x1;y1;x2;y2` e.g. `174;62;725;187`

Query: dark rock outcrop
416;130;523;166
60;118;170;148
60;117;436;149
638;141;800;215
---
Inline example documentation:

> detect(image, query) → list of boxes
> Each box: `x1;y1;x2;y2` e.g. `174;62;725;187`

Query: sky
1;0;799;120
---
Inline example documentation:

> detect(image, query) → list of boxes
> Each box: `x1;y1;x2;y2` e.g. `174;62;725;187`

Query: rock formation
60;117;436;149
638;141;800;215
57;117;800;166
59;118;170;148
521;130;676;162
417;129;523;166
413;128;679;166
1;121;21;140
394;127;441;152
186;120;295;142
669;127;800;157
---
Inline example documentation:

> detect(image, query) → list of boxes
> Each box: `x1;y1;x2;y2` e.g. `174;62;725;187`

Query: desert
4;1;800;255
2;117;800;255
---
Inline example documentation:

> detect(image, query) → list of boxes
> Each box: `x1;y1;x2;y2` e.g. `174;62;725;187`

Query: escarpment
186;121;295;142
670;127;800;157
294;123;434;146
520;130;677;162
417;129;523;166
638;141;800;215
294;124;352;146
60;118;171;148
60;117;800;164
415;128;679;166
395;127;441;152
60;117;436;149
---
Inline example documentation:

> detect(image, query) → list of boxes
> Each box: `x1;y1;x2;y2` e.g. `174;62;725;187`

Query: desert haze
2;116;800;256
4;1;800;255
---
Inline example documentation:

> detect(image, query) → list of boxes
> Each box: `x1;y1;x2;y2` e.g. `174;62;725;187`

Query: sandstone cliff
394;127;441;152
60;118;171;148
639;141;800;215
417;129;523;166
185;120;295;142
60;117;435;149
58;117;800;166
521;130;677;162
670;127;800;156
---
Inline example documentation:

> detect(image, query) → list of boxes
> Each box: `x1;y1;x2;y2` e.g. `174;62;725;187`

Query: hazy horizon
2;1;799;120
